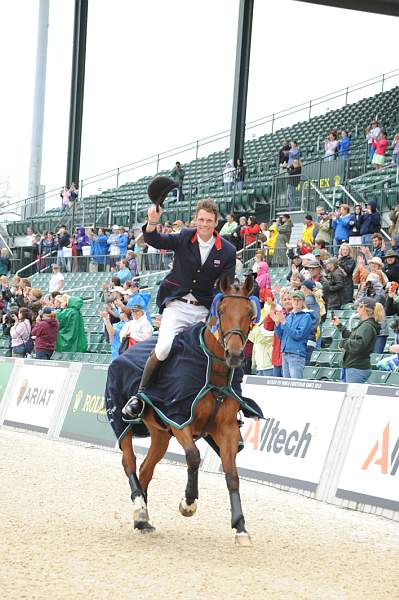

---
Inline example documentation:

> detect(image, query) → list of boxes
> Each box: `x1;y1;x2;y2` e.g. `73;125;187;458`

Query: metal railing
5;68;399;227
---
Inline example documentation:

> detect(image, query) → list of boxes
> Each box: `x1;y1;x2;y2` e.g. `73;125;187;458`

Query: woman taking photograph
332;297;385;383
10;307;32;357
338;243;356;304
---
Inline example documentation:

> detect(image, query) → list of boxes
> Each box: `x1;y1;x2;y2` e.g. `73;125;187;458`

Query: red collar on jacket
191;230;222;250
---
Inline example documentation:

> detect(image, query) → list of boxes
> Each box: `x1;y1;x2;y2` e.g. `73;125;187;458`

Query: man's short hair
372;233;383;241
195;198;219;221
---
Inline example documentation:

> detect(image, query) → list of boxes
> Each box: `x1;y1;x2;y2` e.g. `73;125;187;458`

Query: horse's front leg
213;412;252;547
172;427;200;517
120;429;153;533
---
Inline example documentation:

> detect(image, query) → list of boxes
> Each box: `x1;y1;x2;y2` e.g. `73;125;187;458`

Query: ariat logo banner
4;364;69;433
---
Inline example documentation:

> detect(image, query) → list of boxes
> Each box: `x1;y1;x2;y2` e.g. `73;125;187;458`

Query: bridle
215;294;256;352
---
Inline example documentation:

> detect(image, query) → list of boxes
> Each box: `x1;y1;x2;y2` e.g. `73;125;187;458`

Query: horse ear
219;273;233;293
242;273;254;296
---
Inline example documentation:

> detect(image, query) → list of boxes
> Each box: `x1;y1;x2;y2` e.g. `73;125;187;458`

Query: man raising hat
122;198;236;419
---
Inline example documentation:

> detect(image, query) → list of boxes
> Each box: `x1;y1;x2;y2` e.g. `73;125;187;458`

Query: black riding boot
122;351;163;420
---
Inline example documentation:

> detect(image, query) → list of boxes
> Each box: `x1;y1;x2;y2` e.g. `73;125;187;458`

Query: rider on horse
122;197;236;419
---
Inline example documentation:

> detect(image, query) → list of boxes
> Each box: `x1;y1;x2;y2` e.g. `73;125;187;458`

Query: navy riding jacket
143;225;236;311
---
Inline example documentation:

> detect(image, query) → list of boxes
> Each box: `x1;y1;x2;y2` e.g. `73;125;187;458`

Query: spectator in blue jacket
272;290;314;379
338;130;350;159
359;200;381;244
332;204;351;254
114;259;132;285
118;227;129;257
287;140;300;167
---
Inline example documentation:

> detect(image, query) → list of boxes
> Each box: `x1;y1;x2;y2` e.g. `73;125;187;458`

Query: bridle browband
215;294;255;351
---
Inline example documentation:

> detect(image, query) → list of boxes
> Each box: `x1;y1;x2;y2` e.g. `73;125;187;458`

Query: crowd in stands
0;274;87;359
237;197;399;384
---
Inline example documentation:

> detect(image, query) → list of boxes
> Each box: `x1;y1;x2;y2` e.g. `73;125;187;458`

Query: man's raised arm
143;205;180;251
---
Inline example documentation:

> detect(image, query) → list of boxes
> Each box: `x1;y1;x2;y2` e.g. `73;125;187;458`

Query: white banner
237;377;345;490
337;388;399;511
4;364;69;433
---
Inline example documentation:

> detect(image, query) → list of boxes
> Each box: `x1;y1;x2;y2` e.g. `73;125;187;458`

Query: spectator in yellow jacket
266;221;278;258
301;215;315;247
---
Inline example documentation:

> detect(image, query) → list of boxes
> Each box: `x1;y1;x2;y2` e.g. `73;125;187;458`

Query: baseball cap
130;304;145;312
356;297;377;309
326;257;338;266
291;290;305;300
302;280;316;290
110;286;126;295
42;306;53;315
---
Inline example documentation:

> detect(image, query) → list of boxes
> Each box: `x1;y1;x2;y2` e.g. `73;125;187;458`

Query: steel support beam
229;0;254;163
66;0;88;188
295;0;399;17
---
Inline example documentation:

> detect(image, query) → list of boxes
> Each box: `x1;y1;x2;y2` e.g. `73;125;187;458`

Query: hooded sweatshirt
56;296;87;352
76;227;90;251
384;257;399;283
256;262;271;289
359;201;381;236
32;317;59;352
338;317;380;369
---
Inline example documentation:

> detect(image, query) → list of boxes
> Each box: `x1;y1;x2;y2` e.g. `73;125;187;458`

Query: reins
212;294;255;353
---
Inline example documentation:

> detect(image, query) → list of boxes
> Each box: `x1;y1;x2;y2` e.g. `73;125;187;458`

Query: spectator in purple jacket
75;226;90;271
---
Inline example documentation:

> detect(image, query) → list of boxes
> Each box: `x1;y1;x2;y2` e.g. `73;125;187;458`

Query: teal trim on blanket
138;326;261;430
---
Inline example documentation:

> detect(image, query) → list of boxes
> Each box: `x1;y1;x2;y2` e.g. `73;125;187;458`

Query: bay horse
119;273;257;546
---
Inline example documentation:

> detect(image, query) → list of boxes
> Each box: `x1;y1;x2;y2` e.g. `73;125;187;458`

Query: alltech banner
237;377;345;491
4;363;69;433
0;359;14;406
59;364;116;448
337;386;399;511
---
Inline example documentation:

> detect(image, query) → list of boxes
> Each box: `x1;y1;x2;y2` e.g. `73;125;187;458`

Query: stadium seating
9;85;399;236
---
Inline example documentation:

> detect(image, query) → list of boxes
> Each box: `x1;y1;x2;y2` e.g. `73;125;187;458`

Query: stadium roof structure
296;0;399;17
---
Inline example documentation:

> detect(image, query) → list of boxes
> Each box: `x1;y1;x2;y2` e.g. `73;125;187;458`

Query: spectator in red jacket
240;216;260;247
31;306;59;360
263;288;293;377
372;130;389;170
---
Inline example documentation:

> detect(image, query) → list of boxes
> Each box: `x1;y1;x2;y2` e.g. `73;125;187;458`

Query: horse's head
216;273;257;368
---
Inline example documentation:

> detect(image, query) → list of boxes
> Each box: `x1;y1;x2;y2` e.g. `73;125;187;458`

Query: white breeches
154;300;209;361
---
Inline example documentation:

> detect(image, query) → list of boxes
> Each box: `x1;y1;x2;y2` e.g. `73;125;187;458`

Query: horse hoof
179;498;197;517
235;532;252;547
132;495;149;524
134;521;155;534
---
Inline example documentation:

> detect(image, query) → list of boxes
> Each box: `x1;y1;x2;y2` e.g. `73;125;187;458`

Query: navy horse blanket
105;322;263;444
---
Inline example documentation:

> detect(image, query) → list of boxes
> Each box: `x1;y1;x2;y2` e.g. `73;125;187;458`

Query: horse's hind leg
213;419;252;547
120;429;153;533
172;427;200;517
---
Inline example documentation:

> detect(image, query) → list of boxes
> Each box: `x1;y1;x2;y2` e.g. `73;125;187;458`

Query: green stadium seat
303;366;319;380
316;367;341;381
386;372;399;386
366;371;390;385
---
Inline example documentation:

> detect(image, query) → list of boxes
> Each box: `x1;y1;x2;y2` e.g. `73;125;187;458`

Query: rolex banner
0;359;14;406
60;364;116;447
4;363;69;433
